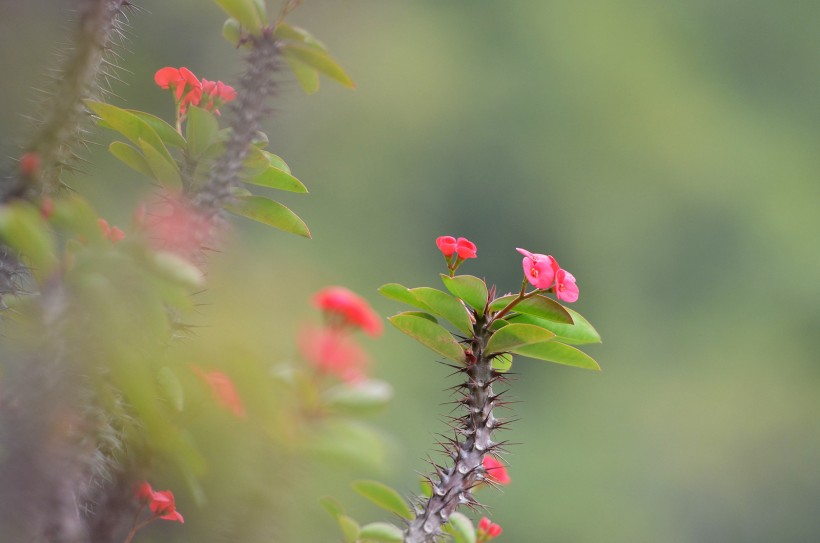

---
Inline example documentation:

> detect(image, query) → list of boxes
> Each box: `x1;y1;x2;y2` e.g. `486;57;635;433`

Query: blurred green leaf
245;165;308;193
489;294;573;324
0;202;57;280
186;106;220;160
137;138;182;189
337;514;360;543
221;17;242;47
150;251;205;289
320;496;345;519
282;43;355;89
443;512;476;543
491;353;513;373
224;195;311;238
213;0;266;35
507;308;601;345
410;287;473;335
285;57;320;95
274;22;328;50
352;480;413;520
512;341;600;371
108;141;152;178
388;312;465;363
485;323;556;355
86;100;174;164
126;110;186;148
378;283;424;308
440;274;488;316
309;419;386;470
157;366;184;412
359;522;405;542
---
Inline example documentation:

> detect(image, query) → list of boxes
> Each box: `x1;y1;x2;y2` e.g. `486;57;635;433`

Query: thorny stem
404;314;501;542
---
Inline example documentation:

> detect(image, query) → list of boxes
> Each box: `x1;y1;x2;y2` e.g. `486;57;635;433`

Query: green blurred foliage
1;0;818;541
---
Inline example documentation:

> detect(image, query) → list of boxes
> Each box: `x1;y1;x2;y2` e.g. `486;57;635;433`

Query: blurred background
1;1;819;541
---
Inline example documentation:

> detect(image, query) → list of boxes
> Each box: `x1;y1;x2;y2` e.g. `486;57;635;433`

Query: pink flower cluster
436;236;477;260
477;517;503;541
299;286;382;383
516;248;579;303
154;67;236;115
136;482;184;523
97;218;125;243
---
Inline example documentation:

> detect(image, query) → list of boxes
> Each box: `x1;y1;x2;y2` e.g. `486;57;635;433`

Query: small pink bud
479;517;492;531
455;237;477;259
19;152;40;178
436;236;457;257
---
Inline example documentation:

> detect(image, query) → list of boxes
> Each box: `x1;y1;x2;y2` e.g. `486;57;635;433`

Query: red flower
313;286;382;337
482;455;511;485
192;367;246;418
154;66;202;113
200;79;237;115
97;218;125;243
516;248;557;290
437;236;477;259
477;517;503;541
298;325;369;383
19;152;40;178
554;268;579;303
135;482;184;523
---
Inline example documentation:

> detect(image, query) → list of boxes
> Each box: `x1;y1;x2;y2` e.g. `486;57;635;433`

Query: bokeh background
1;1;819;541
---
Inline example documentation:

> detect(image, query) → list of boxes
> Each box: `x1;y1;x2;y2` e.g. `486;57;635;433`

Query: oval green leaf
491;353;513;373
512;341;601;371
224;195;311;238
403;311;438;323
283;43;355;89
324;379;393;415
489;294;573;324
352;480;413;520
359;522;404;542
214;0;266;35
440;274;488;316
86;100;174;164
245;166;307;193
443;512;477;543
157;366;184;412
337;514;360;543
186;106;220;160
388;313;465;363
127;110;186;148
485;323;556;355
109;141;152;177
285;56;320;95
138;138;181;189
410;287;473;335
507;308;601;345
0;202;57;280
378;283;423;308
319;496;345;519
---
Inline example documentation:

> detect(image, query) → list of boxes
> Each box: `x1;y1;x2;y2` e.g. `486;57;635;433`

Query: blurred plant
323;237;601;542
0;1;376;542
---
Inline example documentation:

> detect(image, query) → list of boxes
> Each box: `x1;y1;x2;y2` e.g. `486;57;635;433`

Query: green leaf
388;313;465;363
489;318;509;331
489;294;573;324
512;341;601;371
157;367;184;412
507;309;601;345
109;141;152;177
137;138;182;189
224;195;311;238
492;353;513;373
309;419;386;471
0;202;57;280
378;283;424;308
283;43;355;89
150;251;205;289
337;514;360;543
485;323;556;355
222;17;243;47
443;512;476;543
285;56;320;95
261;151;290;173
86;101;174;164
213;0;266;35
324;379;393;415
403;311;438;323
352;480;413;520
359;522;404;542
274;23;328;50
186;106;220;160
440;274;488;316
245;165;307;193
320;496;345;519
410;287;473;335
126;110;186;148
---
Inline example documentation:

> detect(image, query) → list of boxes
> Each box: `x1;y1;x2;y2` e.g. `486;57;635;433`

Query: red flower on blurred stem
516;248;557;290
97;218;125;243
482;455;511;485
298;325;369;383
554;268;579;303
192;366;246;418
477;517;503;541
201;79;237;115
313;286;382;337
135;482;184;523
